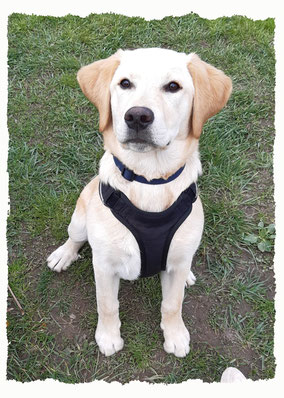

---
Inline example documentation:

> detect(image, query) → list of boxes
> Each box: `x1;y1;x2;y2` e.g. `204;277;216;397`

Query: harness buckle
121;167;135;182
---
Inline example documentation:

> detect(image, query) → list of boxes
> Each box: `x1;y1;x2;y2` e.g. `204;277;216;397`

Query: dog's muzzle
123;106;156;150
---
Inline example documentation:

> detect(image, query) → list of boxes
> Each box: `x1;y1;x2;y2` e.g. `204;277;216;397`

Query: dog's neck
112;155;186;184
99;132;202;211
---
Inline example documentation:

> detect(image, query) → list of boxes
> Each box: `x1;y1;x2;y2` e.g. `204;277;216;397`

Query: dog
47;48;232;357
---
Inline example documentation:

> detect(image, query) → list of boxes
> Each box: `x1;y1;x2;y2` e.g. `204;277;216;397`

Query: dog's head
77;48;232;153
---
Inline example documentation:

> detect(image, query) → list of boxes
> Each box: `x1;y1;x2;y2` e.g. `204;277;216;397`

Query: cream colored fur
47;48;232;357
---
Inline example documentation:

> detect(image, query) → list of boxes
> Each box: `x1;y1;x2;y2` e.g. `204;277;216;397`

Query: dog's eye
120;79;132;89
165;81;181;93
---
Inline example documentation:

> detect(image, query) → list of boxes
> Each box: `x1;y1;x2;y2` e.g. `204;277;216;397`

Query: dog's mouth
121;137;157;153
120;137;171;153
125;138;154;145
122;136;157;152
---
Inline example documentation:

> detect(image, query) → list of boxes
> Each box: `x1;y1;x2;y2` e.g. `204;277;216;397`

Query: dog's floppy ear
77;51;122;132
187;54;232;138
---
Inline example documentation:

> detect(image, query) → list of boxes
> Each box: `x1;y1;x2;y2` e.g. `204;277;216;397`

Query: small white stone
221;367;247;383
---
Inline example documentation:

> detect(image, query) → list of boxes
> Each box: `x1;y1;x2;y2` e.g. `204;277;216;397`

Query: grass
7;12;275;383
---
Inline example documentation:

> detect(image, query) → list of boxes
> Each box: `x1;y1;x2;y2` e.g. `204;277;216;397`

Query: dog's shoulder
76;176;100;213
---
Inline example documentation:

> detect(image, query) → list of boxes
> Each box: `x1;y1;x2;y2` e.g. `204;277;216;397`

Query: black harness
99;156;197;278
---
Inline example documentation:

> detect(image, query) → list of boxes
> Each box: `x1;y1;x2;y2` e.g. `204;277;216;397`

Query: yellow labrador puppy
47;48;232;357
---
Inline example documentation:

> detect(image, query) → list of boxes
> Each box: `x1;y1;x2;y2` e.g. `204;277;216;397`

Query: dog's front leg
160;267;190;357
94;266;124;356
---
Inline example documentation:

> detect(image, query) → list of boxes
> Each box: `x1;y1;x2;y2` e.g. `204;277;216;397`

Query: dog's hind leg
186;270;196;287
47;204;87;272
47;177;98;272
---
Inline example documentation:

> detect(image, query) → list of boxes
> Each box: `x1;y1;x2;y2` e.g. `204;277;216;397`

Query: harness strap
99;182;197;277
100;182;197;213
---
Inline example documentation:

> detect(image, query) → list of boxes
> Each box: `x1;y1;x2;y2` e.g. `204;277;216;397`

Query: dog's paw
47;243;79;272
95;330;124;356
161;321;190;358
186;270;196;287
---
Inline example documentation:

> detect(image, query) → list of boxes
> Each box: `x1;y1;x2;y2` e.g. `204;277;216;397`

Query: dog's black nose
124;107;154;131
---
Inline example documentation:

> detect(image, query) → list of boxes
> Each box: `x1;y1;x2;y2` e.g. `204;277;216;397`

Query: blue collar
113;155;185;185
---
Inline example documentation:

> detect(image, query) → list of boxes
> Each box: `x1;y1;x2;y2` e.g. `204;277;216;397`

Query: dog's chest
89;216;142;280
88;181;197;280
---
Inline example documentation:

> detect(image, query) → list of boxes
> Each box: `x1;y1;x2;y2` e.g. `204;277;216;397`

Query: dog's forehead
116;48;190;79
